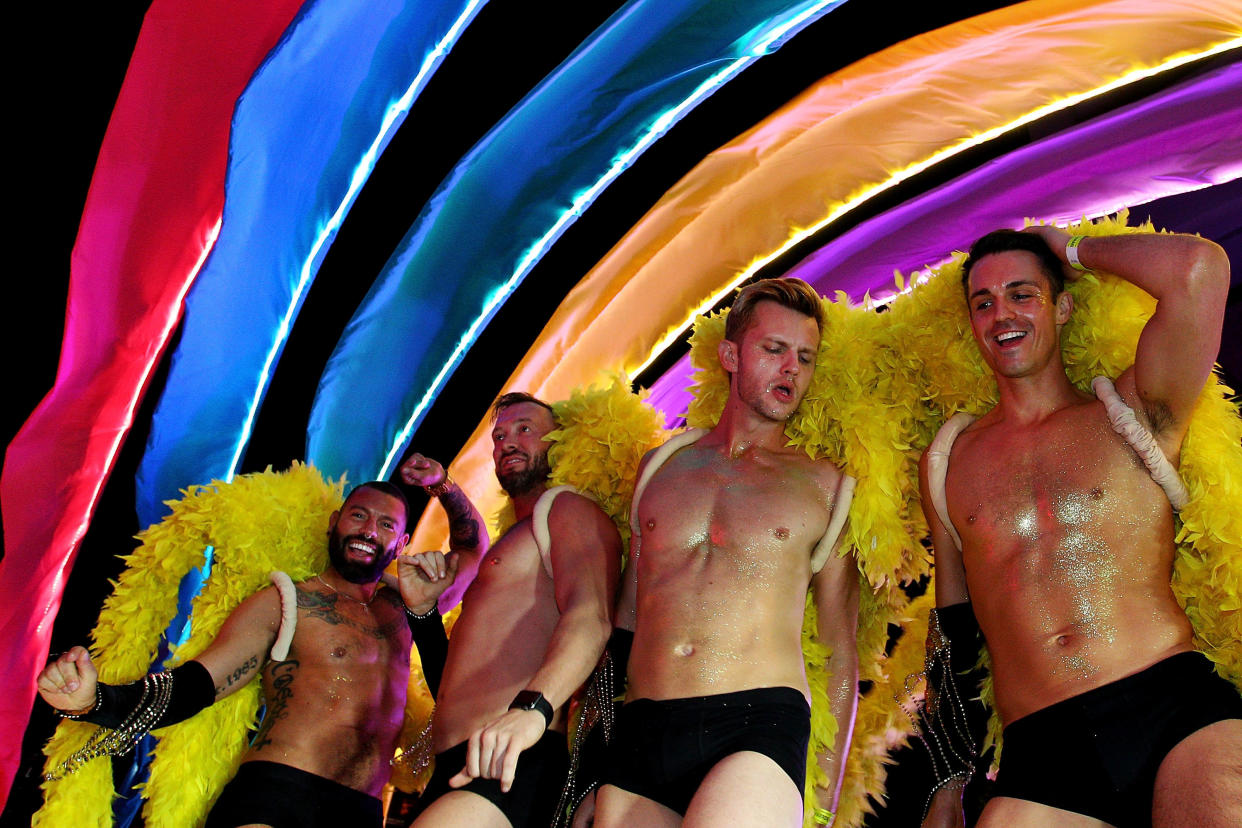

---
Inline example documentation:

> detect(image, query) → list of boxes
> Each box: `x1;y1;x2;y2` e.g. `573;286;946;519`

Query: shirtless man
595;278;860;828
413;393;621;828
919;226;1241;828
36;472;484;827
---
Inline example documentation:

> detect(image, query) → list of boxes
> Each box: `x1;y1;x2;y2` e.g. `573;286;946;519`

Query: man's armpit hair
1143;398;1175;436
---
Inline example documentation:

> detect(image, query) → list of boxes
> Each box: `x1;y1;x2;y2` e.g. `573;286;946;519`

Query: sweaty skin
240;582;413;793
943;398;1192;724
628;438;846;702
602;299;860;828
37;482;474;804
922;227;1237;828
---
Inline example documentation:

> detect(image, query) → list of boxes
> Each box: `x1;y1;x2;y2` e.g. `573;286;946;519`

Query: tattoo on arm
441;488;482;549
252;659;298;751
214;654;260;697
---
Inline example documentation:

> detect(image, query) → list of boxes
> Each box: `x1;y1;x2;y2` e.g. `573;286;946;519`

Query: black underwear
993;651;1242;828
420;729;569;828
602;686;810;815
205;760;381;827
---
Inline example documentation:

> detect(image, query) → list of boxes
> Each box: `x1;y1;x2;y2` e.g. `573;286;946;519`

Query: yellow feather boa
37;463;344;827
34;216;1237;827
490;374;666;545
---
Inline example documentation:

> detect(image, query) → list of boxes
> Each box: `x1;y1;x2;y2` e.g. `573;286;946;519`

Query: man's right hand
397;550;459;615
399;453;446;489
37;646;98;712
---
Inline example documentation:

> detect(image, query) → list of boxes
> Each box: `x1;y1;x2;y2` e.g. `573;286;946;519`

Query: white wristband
1065;235;1089;272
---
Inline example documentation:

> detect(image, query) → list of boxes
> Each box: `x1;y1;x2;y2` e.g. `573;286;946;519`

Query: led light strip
223;0;489;481
376;0;846;479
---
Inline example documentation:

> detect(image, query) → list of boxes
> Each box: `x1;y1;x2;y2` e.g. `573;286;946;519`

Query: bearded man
411;393;622;828
37;476;484;827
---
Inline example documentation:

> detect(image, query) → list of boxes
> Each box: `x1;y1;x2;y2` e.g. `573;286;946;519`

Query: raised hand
37;646;99;713
399;453;445;489
1020;223;1082;283
397;550;459;615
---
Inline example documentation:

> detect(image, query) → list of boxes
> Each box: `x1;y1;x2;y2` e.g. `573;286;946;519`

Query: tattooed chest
294;587;405;640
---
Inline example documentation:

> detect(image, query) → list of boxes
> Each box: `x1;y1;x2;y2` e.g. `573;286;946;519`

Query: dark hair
491;391;557;423
962;229;1066;297
348;481;410;529
724;277;824;342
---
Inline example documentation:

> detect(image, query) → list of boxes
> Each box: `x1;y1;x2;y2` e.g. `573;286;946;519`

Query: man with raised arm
36;466;485;828
595;278;860;828
919;226;1240;828
412;393;621;828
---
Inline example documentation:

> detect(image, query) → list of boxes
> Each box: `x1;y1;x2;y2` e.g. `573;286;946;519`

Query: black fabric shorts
420;729;569;828
602;686;810;815
994;651;1242;828
205;760;382;827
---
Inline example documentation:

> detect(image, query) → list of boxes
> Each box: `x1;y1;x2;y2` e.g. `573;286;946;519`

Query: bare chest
638;449;830;572
466;521;548;593
947;410;1170;577
291;599;409;672
461;522;556;616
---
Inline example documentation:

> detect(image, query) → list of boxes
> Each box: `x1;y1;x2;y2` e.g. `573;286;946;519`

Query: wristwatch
508;690;553;729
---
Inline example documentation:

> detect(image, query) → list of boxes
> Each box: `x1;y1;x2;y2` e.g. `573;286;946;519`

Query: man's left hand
396;551;458;615
448;707;547;792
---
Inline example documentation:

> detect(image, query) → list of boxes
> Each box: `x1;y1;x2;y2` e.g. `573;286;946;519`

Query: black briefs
205;760;382;827
420;729;569;828
602;686;811;815
993;651;1242;828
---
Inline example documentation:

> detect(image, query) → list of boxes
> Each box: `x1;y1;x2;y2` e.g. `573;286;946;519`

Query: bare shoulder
232;582;284;624
548;490;621;542
778;446;844;498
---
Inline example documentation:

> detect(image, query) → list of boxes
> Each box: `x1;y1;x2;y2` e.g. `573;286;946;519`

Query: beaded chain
897;609;978;820
45;671;175;780
391;718;435;775
551;648;617;828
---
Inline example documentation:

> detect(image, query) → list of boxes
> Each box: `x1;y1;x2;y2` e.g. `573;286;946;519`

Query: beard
497;448;552;497
327;529;400;584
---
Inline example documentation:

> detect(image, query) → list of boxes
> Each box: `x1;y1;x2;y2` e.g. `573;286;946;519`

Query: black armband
45;661;216;781
405;604;448;698
906;602;990;819
83;660;216;729
606;627;633;693
552;631;630;828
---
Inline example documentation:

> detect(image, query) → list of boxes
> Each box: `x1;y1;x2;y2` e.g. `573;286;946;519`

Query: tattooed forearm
252;659;298;750
215;654;260;696
440;487;483;551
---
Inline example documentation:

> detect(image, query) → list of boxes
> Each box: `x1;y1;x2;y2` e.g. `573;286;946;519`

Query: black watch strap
508;690;553;729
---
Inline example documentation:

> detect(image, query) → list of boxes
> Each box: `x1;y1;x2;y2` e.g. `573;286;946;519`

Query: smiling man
37;478;484;827
595;278;860;828
919;227;1240;828
412;393;621;828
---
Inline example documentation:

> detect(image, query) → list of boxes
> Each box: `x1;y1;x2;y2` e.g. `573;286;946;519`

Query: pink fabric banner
0;0;306;796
